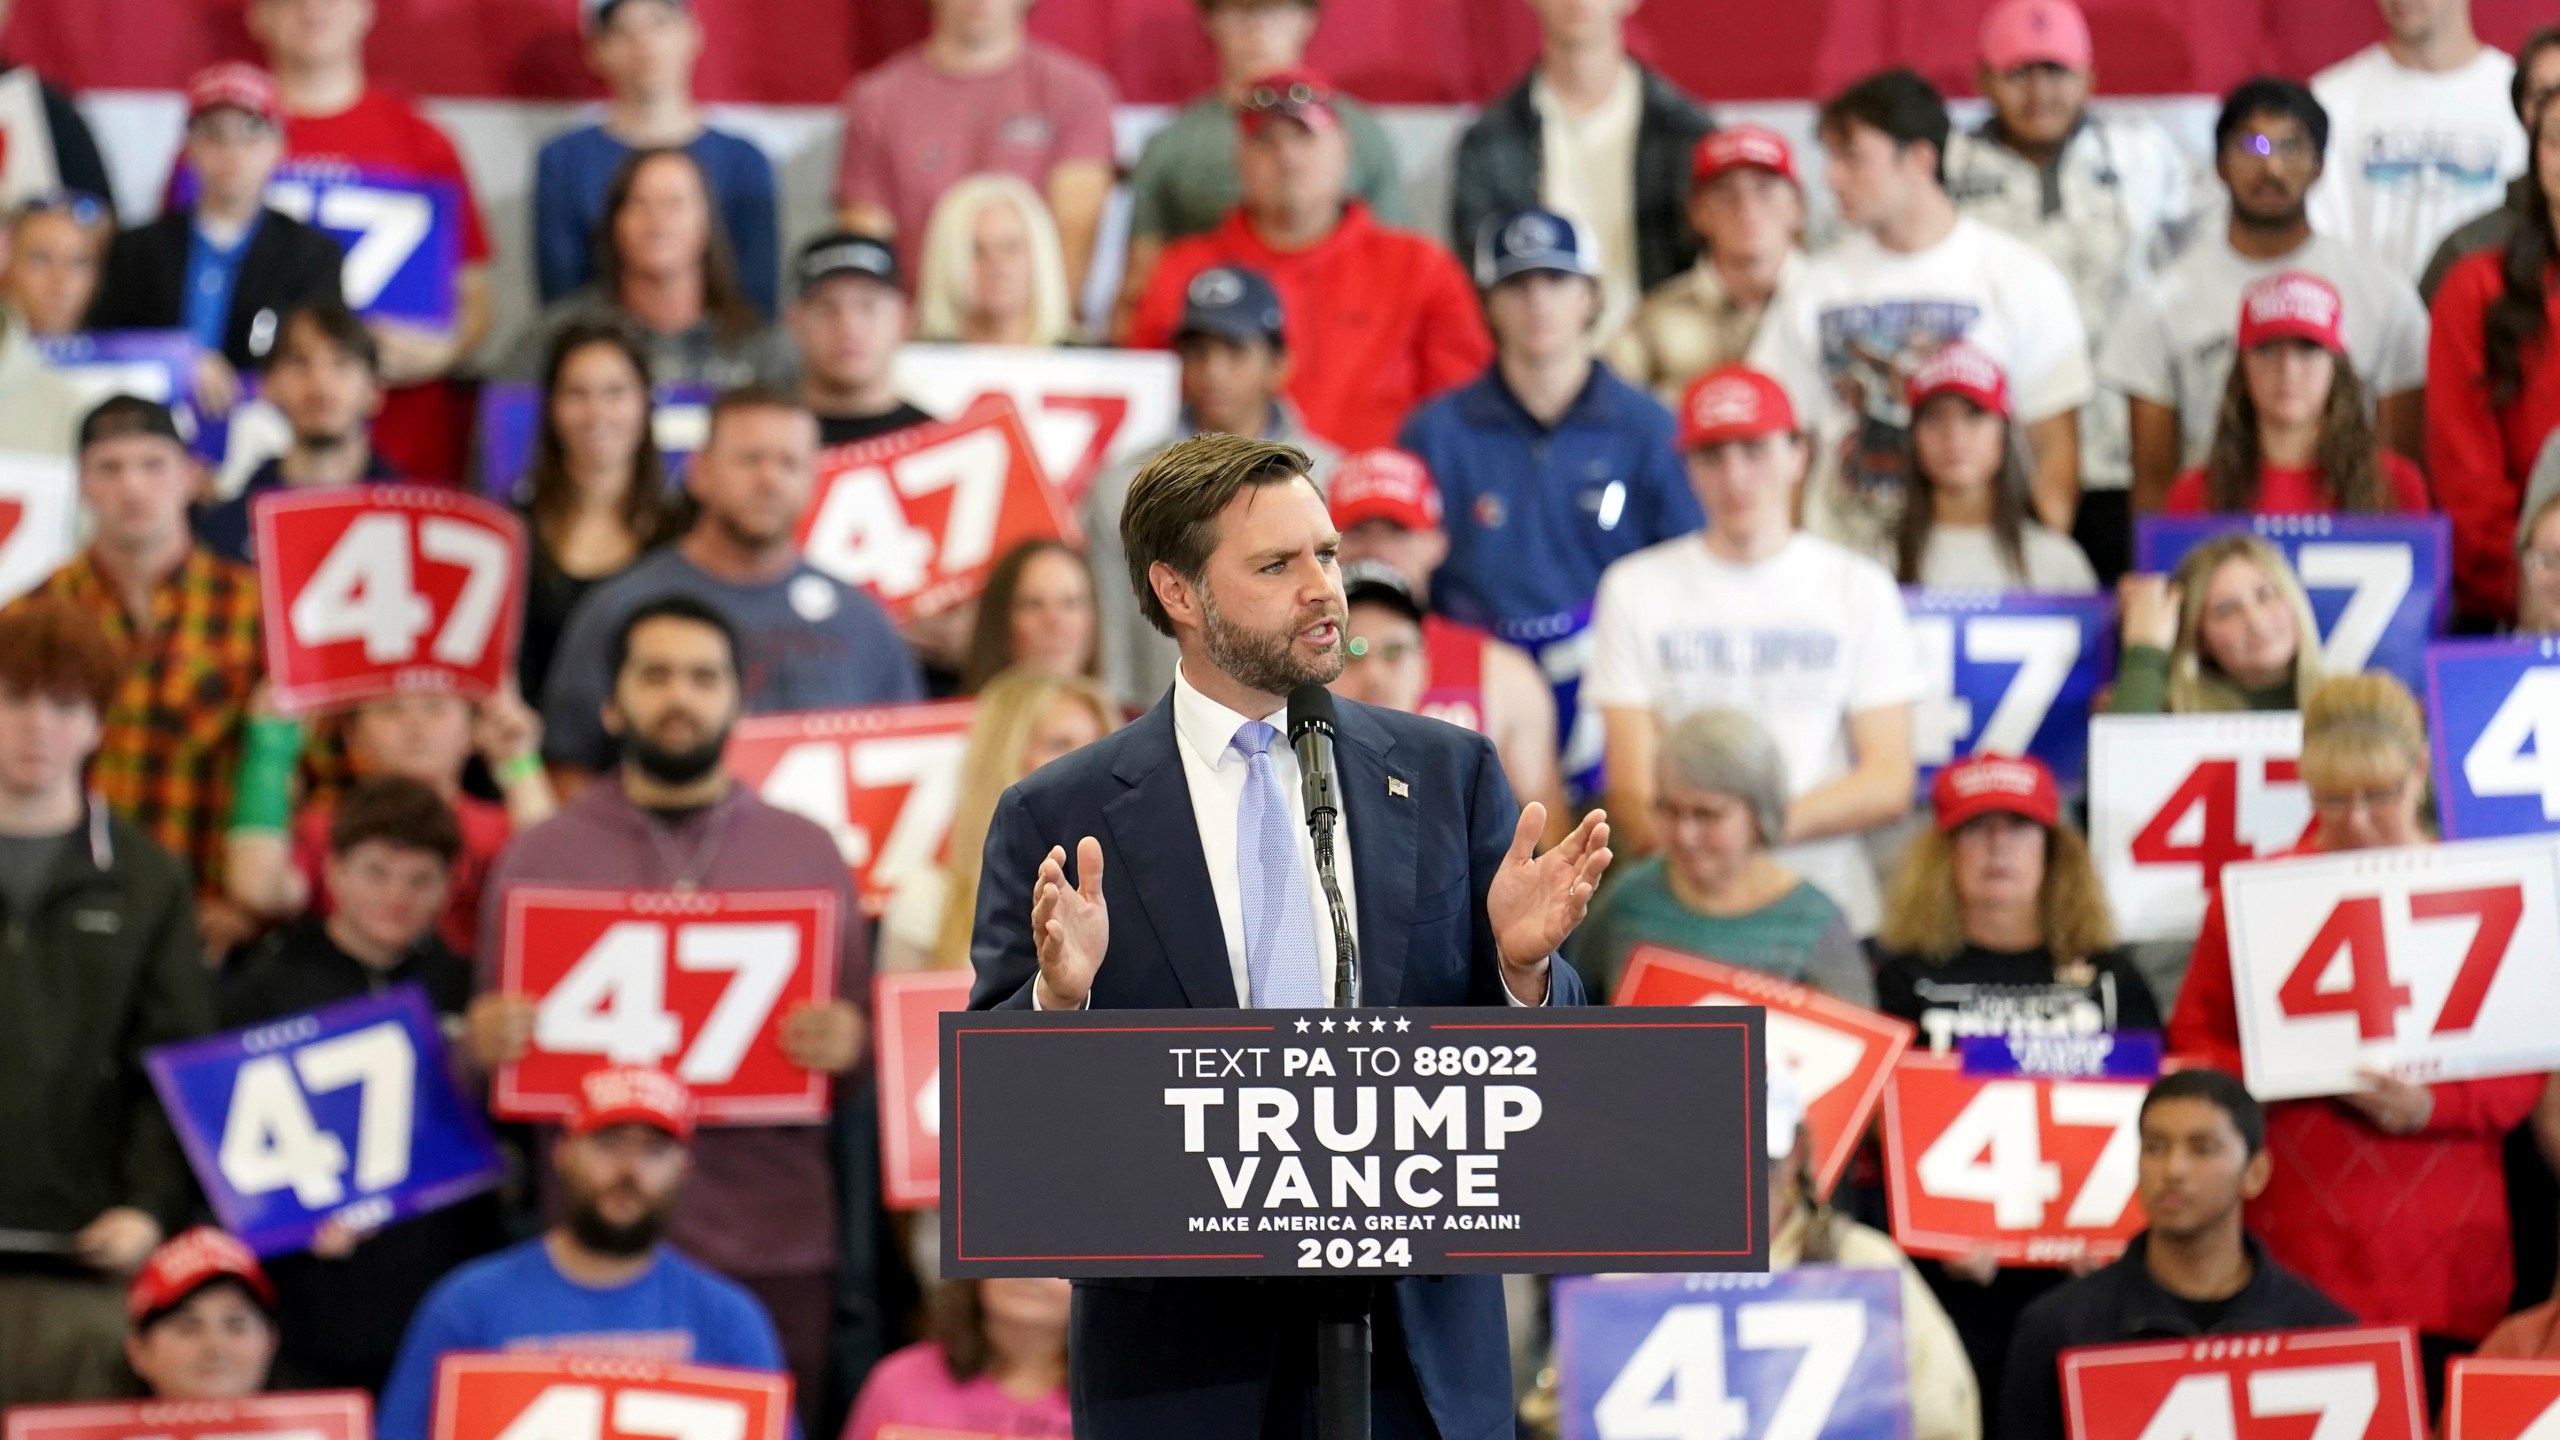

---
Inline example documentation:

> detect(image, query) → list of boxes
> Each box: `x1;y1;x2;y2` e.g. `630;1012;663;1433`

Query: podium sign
2059;1327;2424;1440
939;1007;1767;1279
1553;1269;1908;1440
4;1393;370;1440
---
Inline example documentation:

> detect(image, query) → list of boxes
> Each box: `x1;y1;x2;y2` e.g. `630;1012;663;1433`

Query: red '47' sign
2448;1358;2560;1439
796;396;1078;622
254;484;526;714
2221;835;2560;1100
1881;1053;2146;1266
876;970;973;1209
2060;1327;2424;1440
430;1354;789;1440
495;887;840;1124
6;1391;370;1440
1614;945;1911;1197
723;703;975;920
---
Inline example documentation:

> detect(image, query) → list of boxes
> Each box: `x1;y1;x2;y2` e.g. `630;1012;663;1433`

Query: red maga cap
186;62;283;129
1329;448;1443;532
1678;365;1797;450
2237;270;2347;354
567;1065;699;1142
1905;341;2013;419
128;1227;275;1324
1692;125;1799;188
1932;753;2062;832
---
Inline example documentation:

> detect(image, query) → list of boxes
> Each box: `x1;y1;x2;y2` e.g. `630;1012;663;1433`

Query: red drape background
10;0;2556;109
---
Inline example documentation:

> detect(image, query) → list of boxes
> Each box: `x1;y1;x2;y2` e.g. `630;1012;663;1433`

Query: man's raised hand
1032;836;1109;1009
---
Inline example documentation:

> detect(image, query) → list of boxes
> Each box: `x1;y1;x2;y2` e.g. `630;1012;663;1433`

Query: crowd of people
2;0;2560;1433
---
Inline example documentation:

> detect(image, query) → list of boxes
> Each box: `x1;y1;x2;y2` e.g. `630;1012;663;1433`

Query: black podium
939;1005;1771;1433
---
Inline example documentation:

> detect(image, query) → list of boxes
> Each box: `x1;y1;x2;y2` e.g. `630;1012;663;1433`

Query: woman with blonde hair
876;667;1122;972
913;175;1075;347
2108;532;2326;713
1874;751;2158;1409
2172;673;2544;1401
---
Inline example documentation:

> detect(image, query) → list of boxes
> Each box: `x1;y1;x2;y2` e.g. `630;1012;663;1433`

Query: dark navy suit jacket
970;692;1584;1440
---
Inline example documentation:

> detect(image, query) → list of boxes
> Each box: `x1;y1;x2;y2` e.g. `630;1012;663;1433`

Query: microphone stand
1300;729;1369;1440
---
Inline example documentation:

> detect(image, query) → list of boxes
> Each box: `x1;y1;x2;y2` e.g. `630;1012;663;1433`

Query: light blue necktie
1232;720;1325;1008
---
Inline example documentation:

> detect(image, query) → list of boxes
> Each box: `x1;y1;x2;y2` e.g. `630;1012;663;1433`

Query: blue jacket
1398;361;1700;633
970;694;1584;1440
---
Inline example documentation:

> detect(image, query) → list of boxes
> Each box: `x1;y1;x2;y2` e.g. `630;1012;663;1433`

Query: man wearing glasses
2098;77;2429;514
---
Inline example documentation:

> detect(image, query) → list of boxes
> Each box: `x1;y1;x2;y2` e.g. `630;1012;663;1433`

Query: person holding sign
537;387;923;776
2164;271;2432;515
8;397;264;956
1873;752;2157;1408
2106;532;2326;714
87;65;343;418
1588;364;1919;935
193;302;404;566
967;432;1608;1439
0;597;216;1408
1570;706;1873;1006
841;1278;1071;1440
123;1228;280;1401
376;1068;788;1440
1997;1070;2354;1440
1890;342;2100;591
2171;673;2547;1397
220;777;503;1392
476;595;870;1420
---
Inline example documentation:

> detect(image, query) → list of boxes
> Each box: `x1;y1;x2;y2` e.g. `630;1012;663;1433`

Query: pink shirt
841;1342;1072;1440
833;43;1118;283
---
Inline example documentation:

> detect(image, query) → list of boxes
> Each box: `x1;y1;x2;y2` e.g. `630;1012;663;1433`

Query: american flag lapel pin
1387;776;1410;799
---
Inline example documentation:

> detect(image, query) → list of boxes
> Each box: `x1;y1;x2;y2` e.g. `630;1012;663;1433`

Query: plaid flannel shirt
18;547;264;896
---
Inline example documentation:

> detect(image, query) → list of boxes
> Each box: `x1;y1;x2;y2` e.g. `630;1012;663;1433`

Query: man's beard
626;722;729;785
709;507;788;553
1200;587;1345;696
565;1186;668;1257
2231;194;2307;233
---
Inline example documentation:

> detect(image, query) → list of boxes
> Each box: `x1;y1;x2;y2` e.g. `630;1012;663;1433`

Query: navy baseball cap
1474;208;1598;288
1341;559;1424;625
795;231;901;297
1175;265;1286;345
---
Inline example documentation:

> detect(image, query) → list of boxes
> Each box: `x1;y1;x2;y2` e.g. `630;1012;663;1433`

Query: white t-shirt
2097;230;2429;468
1535;62;1645;340
1749;217;2094;556
1910;523;2100;593
2308;44;2526;280
1945;116;2203;491
1585;532;1922;932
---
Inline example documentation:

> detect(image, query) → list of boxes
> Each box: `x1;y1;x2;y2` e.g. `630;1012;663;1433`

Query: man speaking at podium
969;432;1612;1438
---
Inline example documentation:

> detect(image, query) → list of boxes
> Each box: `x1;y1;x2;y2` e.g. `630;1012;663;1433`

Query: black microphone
1287;683;1358;1009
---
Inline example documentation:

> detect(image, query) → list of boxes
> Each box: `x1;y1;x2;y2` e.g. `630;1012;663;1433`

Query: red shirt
292;790;509;959
2162;452;2432;514
284;89;491;487
1419;613;1487;733
2428;246;2560;625
2169;855;2543;1342
1131;203;1491;451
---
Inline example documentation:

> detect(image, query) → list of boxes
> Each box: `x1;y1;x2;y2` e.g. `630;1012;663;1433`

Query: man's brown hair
0;596;121;716
1119;432;1315;636
329;775;464;866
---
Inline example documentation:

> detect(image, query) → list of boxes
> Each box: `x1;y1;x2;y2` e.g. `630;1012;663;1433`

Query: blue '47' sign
268;163;465;327
1906;589;2113;793
2428;637;2560;840
145;985;502;1257
2135;514;2449;692
1553;1267;1908;1440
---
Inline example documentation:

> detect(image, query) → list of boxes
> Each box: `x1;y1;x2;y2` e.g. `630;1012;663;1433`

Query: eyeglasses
2307;778;2411;816
1245;81;1324;111
14;190;104;228
2224;131;2316;161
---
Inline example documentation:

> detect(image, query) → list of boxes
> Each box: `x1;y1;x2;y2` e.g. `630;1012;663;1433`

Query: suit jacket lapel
1334;702;1414;1007
1104;701;1238;1008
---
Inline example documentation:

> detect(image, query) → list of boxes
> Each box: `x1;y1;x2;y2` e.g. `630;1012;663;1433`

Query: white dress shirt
1170;663;1363;1006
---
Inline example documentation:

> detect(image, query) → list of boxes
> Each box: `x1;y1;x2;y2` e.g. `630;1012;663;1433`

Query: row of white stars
1292;1016;1410;1033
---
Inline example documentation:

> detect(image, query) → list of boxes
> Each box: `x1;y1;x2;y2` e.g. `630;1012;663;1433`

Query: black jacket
1999;1232;2357;1440
0;804;211;1241
1449;63;1714;293
221;915;501;1390
87;207;345;370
